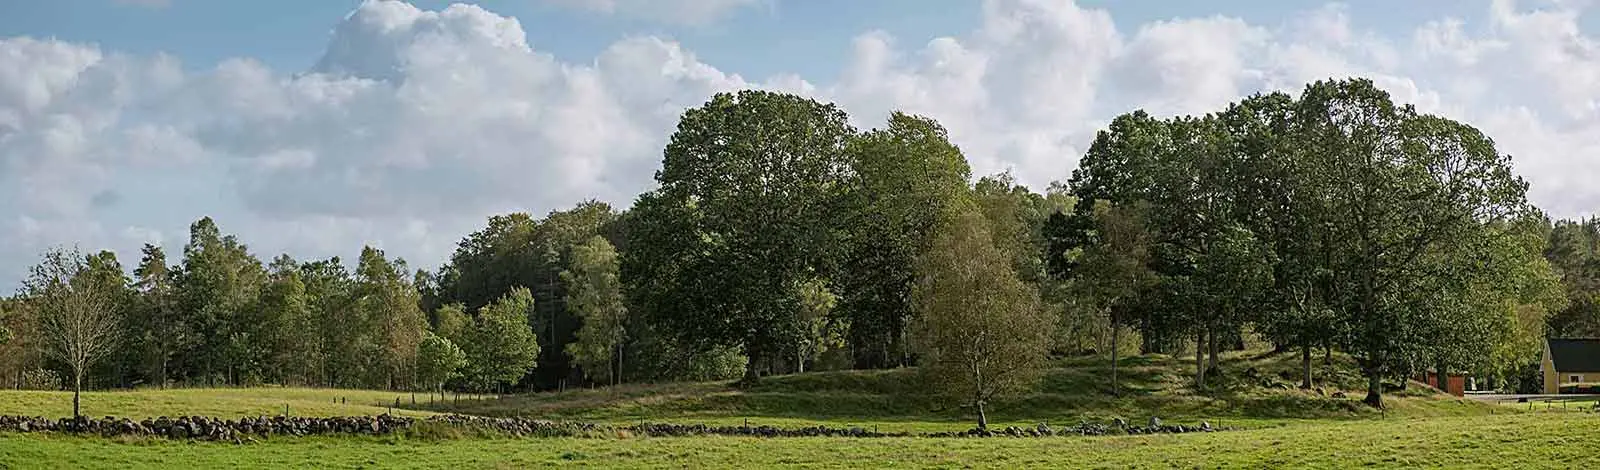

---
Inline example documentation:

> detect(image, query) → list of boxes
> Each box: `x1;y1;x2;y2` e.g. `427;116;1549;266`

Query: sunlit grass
0;387;483;418
0;412;1596;469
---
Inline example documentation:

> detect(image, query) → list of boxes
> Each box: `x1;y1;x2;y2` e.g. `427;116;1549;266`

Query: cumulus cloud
2;0;1600;287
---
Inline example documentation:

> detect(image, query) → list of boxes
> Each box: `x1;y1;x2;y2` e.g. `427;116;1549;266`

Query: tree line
0;77;1589;421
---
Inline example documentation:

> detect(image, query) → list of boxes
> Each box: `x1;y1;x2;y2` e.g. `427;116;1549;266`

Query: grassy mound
423;350;1491;431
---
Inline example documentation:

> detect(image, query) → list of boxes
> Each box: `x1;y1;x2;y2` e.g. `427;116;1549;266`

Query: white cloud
540;0;764;26
4;0;1600;288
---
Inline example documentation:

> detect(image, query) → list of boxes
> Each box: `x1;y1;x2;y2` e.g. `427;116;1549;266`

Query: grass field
0;387;470;418
0;350;1587;468
0;412;1595;468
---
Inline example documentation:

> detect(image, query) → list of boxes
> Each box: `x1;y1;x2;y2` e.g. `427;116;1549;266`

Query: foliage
416;332;467;394
623;90;855;383
562;236;628;385
792;277;843;373
912;208;1055;429
836;112;973;369
460;288;541;391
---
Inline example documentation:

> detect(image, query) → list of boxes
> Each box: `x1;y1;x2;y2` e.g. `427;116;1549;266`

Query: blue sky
0;1;1512;77
2;0;1600;287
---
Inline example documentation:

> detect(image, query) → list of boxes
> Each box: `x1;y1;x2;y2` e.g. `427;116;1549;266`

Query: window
1572;375;1582;383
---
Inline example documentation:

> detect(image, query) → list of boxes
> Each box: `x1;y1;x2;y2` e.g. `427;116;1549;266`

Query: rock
1201;421;1212;432
1148;417;1162;428
1113;417;1128;429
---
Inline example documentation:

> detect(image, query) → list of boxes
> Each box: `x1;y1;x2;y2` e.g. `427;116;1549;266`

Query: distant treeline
4;77;1599;416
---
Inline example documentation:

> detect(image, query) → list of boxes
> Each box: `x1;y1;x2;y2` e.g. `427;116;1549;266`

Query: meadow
0;387;473;418
0;413;1596;468
0;351;1594;469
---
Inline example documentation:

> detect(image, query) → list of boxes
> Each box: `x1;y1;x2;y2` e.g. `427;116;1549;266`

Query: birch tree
24;247;123;418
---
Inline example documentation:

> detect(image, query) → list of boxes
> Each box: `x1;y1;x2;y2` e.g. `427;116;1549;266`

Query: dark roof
1549;339;1600;372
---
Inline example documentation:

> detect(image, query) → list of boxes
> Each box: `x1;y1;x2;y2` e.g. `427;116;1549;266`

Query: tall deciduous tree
417;331;466;398
1188;225;1275;387
913;208;1055;430
24;247;123;418
461;287;541;392
624;90;854;384
1290;79;1530;407
562;236;628;385
175;217;266;385
354;247;428;389
259;255;318;385
1072;201;1156;395
837;112;972;369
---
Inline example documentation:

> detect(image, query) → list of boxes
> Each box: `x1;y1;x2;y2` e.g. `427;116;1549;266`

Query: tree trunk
1195;330;1207;391
1110;324;1120;397
741;343;761;385
1323;345;1332;365
1364;372;1383;408
72;370;82;418
976;400;988;431
1434;360;1447;392
1300;344;1313;389
796;349;805;374
1206;328;1220;374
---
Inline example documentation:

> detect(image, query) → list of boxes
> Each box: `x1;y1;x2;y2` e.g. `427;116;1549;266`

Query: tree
174;217;266;385
416;332;466;398
1289;79;1530;407
912;208;1055;430
130;244;184;388
1188;225;1275;387
23;247;123;418
299;257;353;387
460;287;541;391
354;247;428;389
1071;201;1156;395
624;90;854;384
837;112;972;368
792;277;842;373
434;201;620;390
1544;218;1600;337
562;236;628;385
432;303;470;344
259;255;318;385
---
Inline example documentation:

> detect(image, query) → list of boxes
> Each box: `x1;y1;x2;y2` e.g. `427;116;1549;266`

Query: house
1542;338;1600;394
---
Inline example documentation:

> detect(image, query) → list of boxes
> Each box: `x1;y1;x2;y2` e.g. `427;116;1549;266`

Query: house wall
1544;343;1559;394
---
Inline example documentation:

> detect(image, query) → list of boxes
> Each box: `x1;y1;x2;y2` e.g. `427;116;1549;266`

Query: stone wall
0;414;1229;441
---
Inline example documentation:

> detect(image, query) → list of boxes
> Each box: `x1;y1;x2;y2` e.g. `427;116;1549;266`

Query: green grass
0;351;1585;467
423;350;1491;432
0;412;1596;468
0;387;473;418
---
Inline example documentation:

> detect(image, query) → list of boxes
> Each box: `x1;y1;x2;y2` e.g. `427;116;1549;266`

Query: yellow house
1542;338;1600;394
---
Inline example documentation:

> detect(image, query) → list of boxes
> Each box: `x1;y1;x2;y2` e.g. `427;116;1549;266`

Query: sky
2;0;1600;288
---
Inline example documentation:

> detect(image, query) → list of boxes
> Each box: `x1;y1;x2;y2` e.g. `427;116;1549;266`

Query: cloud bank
2;0;1598;286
